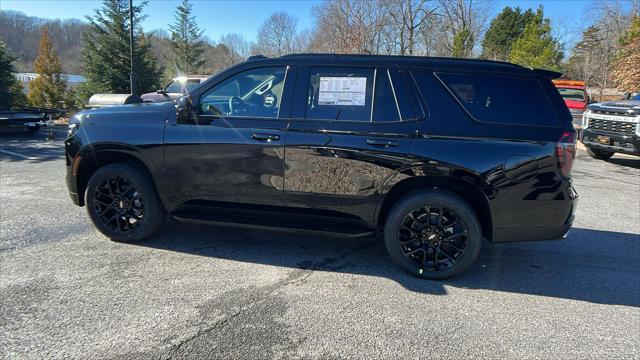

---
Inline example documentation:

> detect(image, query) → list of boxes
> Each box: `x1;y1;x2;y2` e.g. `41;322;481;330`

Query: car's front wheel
383;189;482;279
586;147;614;160
85;162;164;242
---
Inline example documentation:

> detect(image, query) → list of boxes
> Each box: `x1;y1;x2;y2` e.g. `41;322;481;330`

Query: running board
169;205;377;238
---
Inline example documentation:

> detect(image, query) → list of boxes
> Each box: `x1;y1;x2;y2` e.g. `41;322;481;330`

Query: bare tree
433;0;492;57
218;33;250;65
252;12;298;57
586;0;634;97
381;0;437;55
293;29;313;53
311;0;386;54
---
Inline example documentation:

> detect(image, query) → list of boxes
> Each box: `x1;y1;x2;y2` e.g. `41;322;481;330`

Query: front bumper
581;128;640;156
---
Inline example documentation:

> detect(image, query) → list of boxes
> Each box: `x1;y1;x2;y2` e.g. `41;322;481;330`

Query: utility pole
129;0;137;95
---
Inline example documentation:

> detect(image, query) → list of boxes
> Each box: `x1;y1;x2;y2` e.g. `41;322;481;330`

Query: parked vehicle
140;75;209;103
65;54;578;279
553;79;590;131
580;94;640;160
0;106;61;133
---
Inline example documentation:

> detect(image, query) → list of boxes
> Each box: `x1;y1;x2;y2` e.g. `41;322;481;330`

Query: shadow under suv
65;54;578;279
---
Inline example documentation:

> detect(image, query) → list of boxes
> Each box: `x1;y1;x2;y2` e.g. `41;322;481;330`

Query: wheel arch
376;175;493;241
75;147;158;207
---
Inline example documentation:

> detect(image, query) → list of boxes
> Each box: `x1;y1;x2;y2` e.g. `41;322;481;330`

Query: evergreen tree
168;0;205;75
28;27;68;108
82;0;161;98
509;8;563;70
481;6;535;61
451;28;474;58
0;41;26;110
611;16;640;92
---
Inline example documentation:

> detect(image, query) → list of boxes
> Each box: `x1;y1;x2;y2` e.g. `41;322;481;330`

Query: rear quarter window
436;72;559;127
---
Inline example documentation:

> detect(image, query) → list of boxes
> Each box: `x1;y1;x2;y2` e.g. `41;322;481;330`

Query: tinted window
632;94;640;101
437;73;559;126
198;67;286;119
306;67;374;121
373;70;401;122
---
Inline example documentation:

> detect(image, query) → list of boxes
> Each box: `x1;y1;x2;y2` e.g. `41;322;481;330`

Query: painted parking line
0;149;39;160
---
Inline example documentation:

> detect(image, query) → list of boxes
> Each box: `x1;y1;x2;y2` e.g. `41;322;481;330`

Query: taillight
556;131;576;178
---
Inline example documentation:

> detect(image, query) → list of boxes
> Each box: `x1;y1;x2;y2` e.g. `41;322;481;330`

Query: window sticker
318;77;367;106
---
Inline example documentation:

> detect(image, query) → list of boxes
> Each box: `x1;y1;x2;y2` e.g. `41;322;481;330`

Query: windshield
165;79;203;94
632;94;640;101
558;88;586;101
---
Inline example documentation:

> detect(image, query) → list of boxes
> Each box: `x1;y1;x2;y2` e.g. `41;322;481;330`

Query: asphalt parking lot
1;126;639;359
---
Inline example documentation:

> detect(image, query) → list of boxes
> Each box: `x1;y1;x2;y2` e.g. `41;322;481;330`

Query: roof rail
247;55;268;60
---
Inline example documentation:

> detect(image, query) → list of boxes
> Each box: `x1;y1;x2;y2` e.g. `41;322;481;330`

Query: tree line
1;0;638;110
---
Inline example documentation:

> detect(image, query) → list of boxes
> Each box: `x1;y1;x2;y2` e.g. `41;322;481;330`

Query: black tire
26;125;40;133
85;162;165;242
586;147;614;160
383;189;482;279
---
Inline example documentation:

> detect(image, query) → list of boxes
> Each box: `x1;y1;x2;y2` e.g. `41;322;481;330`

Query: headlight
68;114;82;135
570;108;584;115
582;110;590;129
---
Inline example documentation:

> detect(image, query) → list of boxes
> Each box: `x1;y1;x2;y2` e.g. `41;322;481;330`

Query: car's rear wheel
383;189;482;279
85;162;164;242
586;147;614;160
26;125;40;133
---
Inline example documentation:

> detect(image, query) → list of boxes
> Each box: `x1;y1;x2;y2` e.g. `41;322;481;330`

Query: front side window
437;72;559;126
199;67;287;119
306;67;374;121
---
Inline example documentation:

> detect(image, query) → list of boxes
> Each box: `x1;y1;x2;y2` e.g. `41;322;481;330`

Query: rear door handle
251;133;280;142
366;139;398;147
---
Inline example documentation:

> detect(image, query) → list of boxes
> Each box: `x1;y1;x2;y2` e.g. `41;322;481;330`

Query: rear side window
305;67;402;122
437;73;559;126
372;70;401;122
306;67;374;121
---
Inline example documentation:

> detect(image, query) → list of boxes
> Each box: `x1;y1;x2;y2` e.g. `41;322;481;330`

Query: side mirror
176;95;193;122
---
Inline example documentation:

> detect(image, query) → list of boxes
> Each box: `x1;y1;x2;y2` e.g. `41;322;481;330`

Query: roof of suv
246;53;560;78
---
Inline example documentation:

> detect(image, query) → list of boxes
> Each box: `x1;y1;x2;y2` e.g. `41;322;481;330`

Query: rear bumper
581;128;640;156
493;225;572;242
490;183;578;242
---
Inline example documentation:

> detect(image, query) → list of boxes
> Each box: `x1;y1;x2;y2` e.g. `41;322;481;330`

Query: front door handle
366;139;398;147
251;133;280;142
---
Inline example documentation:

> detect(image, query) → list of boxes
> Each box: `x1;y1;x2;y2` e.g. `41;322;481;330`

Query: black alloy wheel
384;189;482;279
398;206;468;273
92;176;145;233
85;162;164;242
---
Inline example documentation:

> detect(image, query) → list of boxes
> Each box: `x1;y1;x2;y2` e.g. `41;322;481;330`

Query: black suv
65;54;578;279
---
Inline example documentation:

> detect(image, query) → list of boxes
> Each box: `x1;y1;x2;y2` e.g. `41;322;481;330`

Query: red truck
553;80;590;131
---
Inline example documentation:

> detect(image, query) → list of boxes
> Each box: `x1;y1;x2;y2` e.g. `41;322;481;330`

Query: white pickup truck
580;94;640;160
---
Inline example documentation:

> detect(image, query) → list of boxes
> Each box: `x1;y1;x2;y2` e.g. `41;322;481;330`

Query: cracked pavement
1;127;639;359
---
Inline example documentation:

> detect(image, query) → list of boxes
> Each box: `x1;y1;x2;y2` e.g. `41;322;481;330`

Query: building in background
14;72;86;94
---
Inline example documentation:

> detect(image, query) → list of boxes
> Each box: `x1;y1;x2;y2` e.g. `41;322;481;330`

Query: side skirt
169;204;377;238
